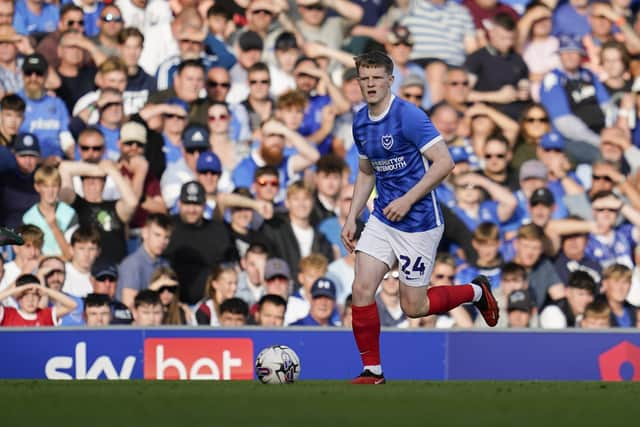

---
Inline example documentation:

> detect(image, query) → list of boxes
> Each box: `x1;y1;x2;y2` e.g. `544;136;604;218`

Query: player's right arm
341;158;375;252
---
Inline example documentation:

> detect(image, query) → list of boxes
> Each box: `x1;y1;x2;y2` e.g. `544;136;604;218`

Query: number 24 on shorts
399;255;426;276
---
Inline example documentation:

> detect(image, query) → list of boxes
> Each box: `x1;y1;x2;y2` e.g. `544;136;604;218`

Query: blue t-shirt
318;216;346;257
290;313;337;327
586;224;637;269
352;96;443;233
456;264;502;289
299;95;332;155
97;124;120;161
18;91;70;158
451;200;500;232
58;294;85;326
83;6;103;37
14;0;59;35
162;134;183;165
232;152;295;200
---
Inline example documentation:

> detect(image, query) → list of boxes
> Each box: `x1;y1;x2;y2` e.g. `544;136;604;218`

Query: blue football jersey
352;96;443;233
586;224;636;269
19;92;70;159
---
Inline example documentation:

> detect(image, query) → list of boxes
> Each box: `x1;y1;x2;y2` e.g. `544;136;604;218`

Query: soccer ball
255;345;301;384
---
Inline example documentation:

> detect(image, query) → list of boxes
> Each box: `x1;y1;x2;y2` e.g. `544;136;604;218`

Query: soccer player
341;51;499;384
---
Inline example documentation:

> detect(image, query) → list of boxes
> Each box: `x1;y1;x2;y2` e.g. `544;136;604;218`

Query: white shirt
139;22;178;75
327;258;354;305
62;262;93;298
116;0;145;31
0;262;22;308
160;158;196;209
284;296;310;325
226;63;249;104
291;223;313;258
268;64;296;98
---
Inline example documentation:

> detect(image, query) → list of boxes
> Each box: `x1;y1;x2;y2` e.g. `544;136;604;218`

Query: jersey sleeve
401;105;442;153
540;71;572;119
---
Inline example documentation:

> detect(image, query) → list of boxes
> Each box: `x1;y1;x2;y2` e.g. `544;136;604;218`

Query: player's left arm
383;140;454;222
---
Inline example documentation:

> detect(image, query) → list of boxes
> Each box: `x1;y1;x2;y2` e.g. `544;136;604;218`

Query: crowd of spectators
1;0;640;329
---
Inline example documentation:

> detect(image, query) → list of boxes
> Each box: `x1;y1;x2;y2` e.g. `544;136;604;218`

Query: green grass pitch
2;381;639;427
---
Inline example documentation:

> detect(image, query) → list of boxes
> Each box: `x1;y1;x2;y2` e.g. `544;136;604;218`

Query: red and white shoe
351;370;386;384
472;275;499;327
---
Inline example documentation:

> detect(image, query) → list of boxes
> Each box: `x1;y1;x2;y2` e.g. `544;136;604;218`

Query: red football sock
352;303;381;367
426;285;474;315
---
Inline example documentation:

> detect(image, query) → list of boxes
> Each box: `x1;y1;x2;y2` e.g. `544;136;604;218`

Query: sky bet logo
44;338;254;380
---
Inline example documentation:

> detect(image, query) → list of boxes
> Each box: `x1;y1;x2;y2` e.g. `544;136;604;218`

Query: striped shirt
401;0;476;66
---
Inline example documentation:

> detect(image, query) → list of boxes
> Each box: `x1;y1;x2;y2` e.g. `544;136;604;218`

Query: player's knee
351;280;376;304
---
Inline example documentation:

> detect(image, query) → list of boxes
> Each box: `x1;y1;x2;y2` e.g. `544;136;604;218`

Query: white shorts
355;215;444;287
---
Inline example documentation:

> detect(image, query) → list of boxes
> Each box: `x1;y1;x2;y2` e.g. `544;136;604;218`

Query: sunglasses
301;4;325;11
101;13;123;23
79;145;104;152
158;285;178;294
525;117;549;123
208;114;229;121
592;174;613;182
448;81;469;87
250;79;270;85
66;19;85;27
162;113;186;120
434;274;455;281
24;70;45;77
207;80;231;88
403;93;423;100
384;271;400;280
251;9;274;16
186;147;207;154
97;275;117;282
257;178;279;187
485;153;506;159
123;140;144;148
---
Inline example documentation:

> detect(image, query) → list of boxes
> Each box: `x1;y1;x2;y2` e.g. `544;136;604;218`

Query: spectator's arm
205;34;236;69
307;105;336;144
261;121;320;173
620;203;640;228
466;103;519;144
303;42;356;69
553;115;601;147
322;0;363;24
545;219;594;254
217;193;273;219
121;288;138;310
100;161;138;223
68;33;107;66
47;216;73;261
469;174;518;222
38;285;78;319
450;305;473;327
58;161;105;204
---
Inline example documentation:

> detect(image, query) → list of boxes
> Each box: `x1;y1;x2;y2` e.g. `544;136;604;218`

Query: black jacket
260;213;334;279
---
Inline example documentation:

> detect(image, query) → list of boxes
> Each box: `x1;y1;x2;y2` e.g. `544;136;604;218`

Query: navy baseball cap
449;146;469;164
14;133;40;156
311;277;337;300
507;290;534;312
540;131;565;151
180;180;206;205
558;34;585;54
196;151;222;174
22;53;47;75
91;260;118;280
530;187;554;206
182;125;210;150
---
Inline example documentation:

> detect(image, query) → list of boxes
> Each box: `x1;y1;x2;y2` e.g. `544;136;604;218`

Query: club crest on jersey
381;134;394;150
